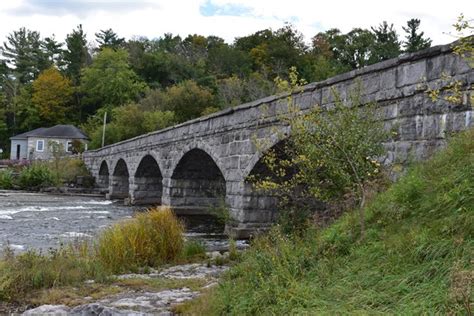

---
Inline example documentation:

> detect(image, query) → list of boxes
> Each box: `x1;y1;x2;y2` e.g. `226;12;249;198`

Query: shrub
95;207;184;273
18;163;58;189
0;169;14;189
48;158;90;184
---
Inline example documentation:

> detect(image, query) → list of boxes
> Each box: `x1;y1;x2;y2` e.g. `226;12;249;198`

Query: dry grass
96;206;185;273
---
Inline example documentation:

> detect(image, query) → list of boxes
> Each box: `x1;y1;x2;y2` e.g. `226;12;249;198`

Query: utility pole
101;112;107;148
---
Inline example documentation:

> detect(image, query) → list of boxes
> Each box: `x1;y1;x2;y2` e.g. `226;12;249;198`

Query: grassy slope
194;129;474;315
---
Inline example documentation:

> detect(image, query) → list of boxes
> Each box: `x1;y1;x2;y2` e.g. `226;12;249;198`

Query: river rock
23;304;70;315
69;303;145;315
157;263;229;279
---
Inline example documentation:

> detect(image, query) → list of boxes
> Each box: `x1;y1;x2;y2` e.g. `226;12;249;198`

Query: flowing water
0;191;238;253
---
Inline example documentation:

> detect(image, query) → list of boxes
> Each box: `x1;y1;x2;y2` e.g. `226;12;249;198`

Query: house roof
10;125;88;140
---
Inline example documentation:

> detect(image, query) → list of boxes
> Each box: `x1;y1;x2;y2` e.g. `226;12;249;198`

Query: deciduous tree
80;48;146;114
32;67;73;125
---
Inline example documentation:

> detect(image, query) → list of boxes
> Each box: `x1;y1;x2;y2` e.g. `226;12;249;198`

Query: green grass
190;128;474;315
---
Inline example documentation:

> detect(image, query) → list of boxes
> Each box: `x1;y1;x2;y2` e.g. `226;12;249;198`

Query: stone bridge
83;41;473;237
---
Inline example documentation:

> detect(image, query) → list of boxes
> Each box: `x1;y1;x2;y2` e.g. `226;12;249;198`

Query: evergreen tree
403;18;432;53
1;28;48;83
42;35;65;69
95;28;125;51
370;21;401;63
64;25;89;85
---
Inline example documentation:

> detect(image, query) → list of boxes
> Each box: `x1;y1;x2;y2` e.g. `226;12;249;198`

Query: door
16;144;21;160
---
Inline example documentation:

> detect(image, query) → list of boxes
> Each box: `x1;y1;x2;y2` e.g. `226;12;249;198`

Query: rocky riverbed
22;262;229;315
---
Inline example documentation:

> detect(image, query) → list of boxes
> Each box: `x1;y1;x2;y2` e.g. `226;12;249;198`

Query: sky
0;0;472;47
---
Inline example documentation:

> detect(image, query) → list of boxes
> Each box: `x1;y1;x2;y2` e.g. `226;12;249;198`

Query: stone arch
169;148;226;212
97;160;109;188
110;158;130;199
243;131;288;179
133;154;163;205
239;139;293;224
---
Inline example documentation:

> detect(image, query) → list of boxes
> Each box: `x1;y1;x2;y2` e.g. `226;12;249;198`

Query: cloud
0;0;470;47
8;0;160;17
199;0;253;17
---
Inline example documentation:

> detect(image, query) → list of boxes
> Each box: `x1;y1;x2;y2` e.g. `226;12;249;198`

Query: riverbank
1;257;235;315
0;206;245;314
6;260;231;315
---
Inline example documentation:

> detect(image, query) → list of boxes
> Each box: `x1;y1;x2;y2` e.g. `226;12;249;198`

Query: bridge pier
225;180;277;238
108;174;130;199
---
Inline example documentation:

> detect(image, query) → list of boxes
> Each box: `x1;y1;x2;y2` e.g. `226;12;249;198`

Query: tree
235;25;307;79
252;69;389;235
159;80;217;122
83;104;176;148
64;25;89;85
207;44;252;78
95;28;125;51
42;35;64;69
32;67;73;125
370;21;401;63
80;48;146;114
1;28;48;83
316;28;375;70
137;50;197;88
402;19;432;53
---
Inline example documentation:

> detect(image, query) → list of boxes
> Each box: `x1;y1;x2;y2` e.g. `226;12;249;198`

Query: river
0;191;234;253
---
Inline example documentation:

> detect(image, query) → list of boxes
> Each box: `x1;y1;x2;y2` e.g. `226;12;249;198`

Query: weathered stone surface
69;303;145;315
83;40;474;238
23;305;70;315
116;263;229;280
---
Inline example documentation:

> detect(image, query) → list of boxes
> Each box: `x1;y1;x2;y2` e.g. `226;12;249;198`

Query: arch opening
243;140;291;223
244;139;326;225
110;159;129;199
170;149;226;213
98;161;109;188
133;155;163;205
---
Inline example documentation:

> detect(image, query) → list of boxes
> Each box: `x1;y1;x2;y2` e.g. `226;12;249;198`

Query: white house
10;125;88;160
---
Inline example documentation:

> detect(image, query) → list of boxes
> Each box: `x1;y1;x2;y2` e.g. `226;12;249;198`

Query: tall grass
0;207;188;301
191;128;474;315
96;207;184;273
0;245;107;302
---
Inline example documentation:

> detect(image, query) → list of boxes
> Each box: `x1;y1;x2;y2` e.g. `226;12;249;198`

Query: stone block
396;61;426;87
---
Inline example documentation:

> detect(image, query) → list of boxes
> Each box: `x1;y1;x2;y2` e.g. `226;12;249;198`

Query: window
36;140;44;152
67;141;73;152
